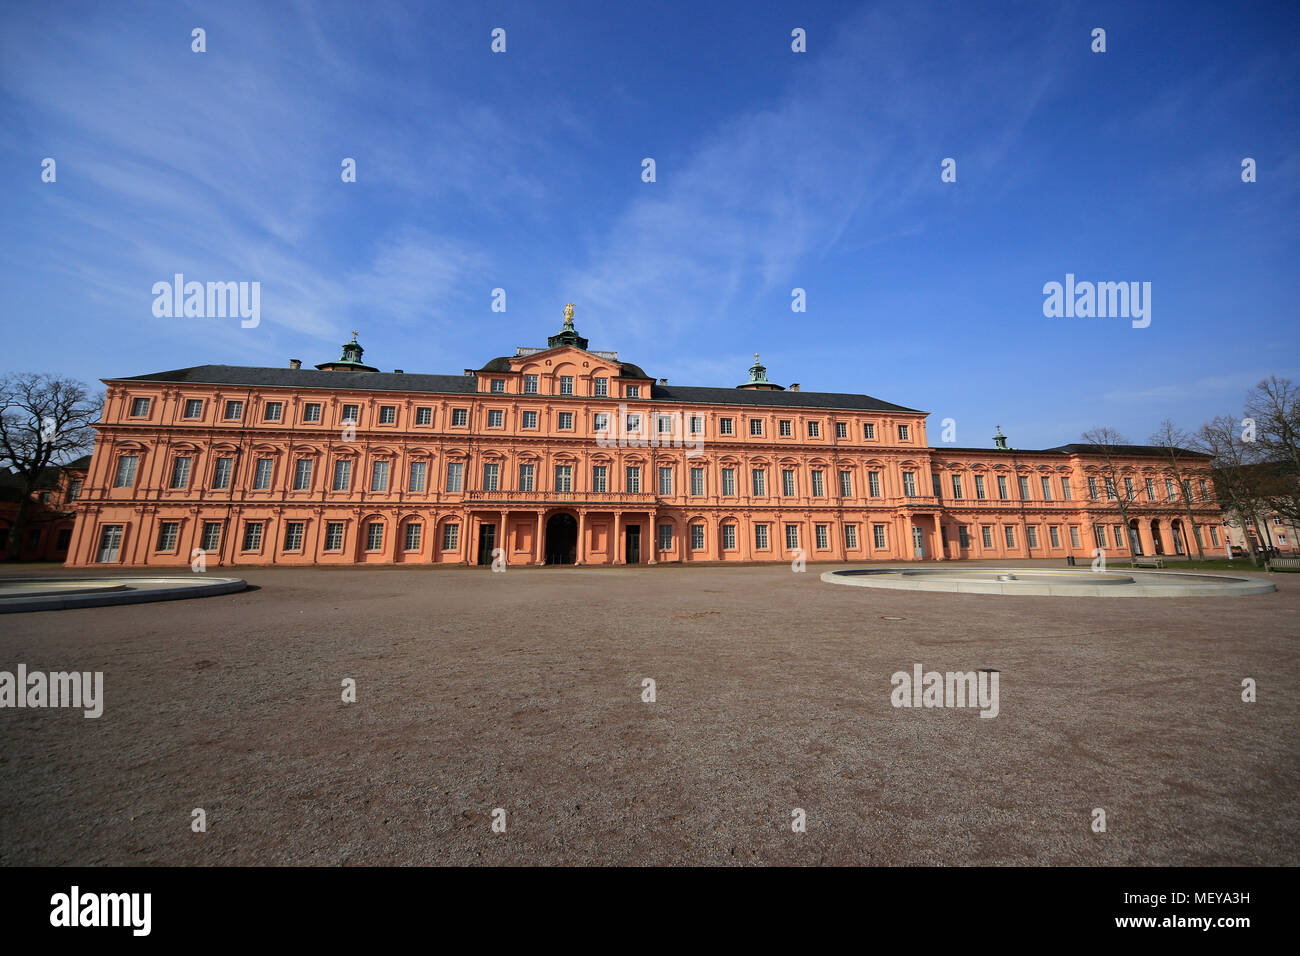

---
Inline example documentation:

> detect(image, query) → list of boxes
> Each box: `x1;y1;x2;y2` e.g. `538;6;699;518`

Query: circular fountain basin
820;567;1275;597
0;576;247;612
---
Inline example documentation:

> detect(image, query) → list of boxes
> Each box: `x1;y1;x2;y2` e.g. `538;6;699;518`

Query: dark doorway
545;513;577;564
625;524;640;564
1151;521;1165;555
477;523;496;565
1129;520;1143;556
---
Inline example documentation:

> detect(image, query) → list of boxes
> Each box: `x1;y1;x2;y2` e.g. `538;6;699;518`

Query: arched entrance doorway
1170;519;1186;556
1150;520;1165;555
1128;519;1143;555
545;513;577;564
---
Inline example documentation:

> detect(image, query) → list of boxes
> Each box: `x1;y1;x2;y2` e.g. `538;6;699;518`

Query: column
535;510;544;565
499;510;507;564
613;511;622;564
577;510;586;565
648;510;657;564
933;516;945;561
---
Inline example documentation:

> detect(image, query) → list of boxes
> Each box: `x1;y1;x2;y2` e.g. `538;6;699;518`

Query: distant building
65;309;1226;567
1;455;90;561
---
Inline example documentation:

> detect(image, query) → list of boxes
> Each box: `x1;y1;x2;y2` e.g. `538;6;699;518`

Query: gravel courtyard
1;561;1296;866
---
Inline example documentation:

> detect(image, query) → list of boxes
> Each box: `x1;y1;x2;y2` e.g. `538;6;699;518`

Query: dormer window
491;379;506;393
594;377;608;397
559;375;574;395
626;385;640;399
524;374;539;394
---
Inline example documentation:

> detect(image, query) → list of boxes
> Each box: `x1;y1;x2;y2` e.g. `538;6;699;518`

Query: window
224;400;243;420
1210;526;1220;547
754;524;770;550
366;522;384;551
156;521;180;551
520;464;536;492
1041;476;1053;500
490;378;505;393
558;412;574;430
263;402;283;421
1049;526;1061;548
807;421;820;438
1094;526;1107;548
451;408;468;427
170;456;192;489
981;526;993;548
658;524;673;551
1061;478;1072;500
97;525;123;563
723;524;737;550
590;465;605;493
1070;526;1082;548
293;459;312;490
1124;477;1135;500
951;475;963;499
1199;479;1208;499
130;397;150;417
779;419;792;437
243;521;263;551
442;523;459;551
751;469;766;496
815;524;829;549
898;424;909;440
488;409;504;428
1026;525;1039;548
868;471;881;497
201;522;221;551
626;385;640;398
1145;478;1156;500
1104;478;1117;500
874;525;888;549
524;374;539;394
554;465;572;492
997;476;1009;500
932;474;942;497
483;463;499;491
840;471;853;497
332;460;352;491
844;524;858;549
212;457;233;489
1018;476;1031;500
253;458;273;489
720;418;734;435
324;522;344;551
864;422;876;439
690;467;704;496
625;466;641;493
594;377;608;397
902;472;917;497
659;467;672;495
284;522;305;551
523;411;539;429
625;413;641;433
378;406;396;425
1004;526;1016;548
750;419;763;436
559;375;574;395
592;412;608;432
416;407;432;426
404;523;422;551
974;475;986;499
811;470;825;497
183;399;204;418
836;422;848;439
1088;477;1099;499
782;469;796;496
409;461;427;493
657;414;675;434
69;480;83;500
1114;526;1125;548
371;460;389;492
1165;478;1177;500
958;526;970;548
785;524;799;549
722;468;736;496
690;416;704;434
342;404;360;424
303;403;322;422
446;462;463;493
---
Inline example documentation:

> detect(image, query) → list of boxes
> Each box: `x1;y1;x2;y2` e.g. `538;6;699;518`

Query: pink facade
65;322;1226;568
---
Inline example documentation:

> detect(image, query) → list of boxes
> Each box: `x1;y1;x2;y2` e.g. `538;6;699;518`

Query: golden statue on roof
563;303;575;329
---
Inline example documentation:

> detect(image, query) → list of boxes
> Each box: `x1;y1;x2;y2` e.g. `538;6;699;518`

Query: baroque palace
66;307;1226;567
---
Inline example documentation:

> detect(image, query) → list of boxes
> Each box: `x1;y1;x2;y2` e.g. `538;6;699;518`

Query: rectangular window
785;524;799;549
902;472;917;497
1088;477;1099;499
483;463;499;491
212;457;233;489
750;419;763;436
324;522;344;551
224;400;243;420
840;471;853;497
752;469;766;496
1210;526;1220;546
812;471;825;497
626;385;640;398
491;379;505;394
446;462;463;493
958;526;970;548
69;480;82;500
404;523;422;551
690;416;704;434
779;419;792;437
451;408;468;427
342;404;360;424
1049;526;1061;548
263;401;283;421
520;464;536;492
523;410;539;429
898;424;910;441
1041;476;1053;500
303;402;322;422
874;525;887;549
170;456;192;489
720;418;734;435
378;406;396;425
981;526;993;549
974;475;987;499
625;466;640;493
1061;478;1072;500
554;465;572;492
242;521;263;551
488;409;504;428
559;375;574;395
156;521;179;551
864;422;876;439
625;413;641;433
593;377;608;397
292;459;312;490
657;414;674;434
592;412;607;432
658;524;673;551
442;523;459;551
951;475;963;499
416;407;432;426
1199;479;1208;499
284;521;305;551
524;374;539;394
997;475;1009;500
690;467;704;496
1114;526;1125;548
409;460;427;493
722;468;736;496
590;465;605;493
558;412;574;430
1004;526;1016;548
201;521;222;551
1124;477;1135;500
367;522;384;551
130;397;150;417
815;524;829;549
1104;478;1117;500
754;524;769;550
659;467;672;495
807;421;820;438
183;399;204;418
253;458;273;489
1166;478;1177;500
844;524;858;549
723;524;736;550
371;460;389;492
1070;526;1082;548
332;459;352;491
932;474;942;497
1027;525;1039;548
782;469;796;496
868;471;881;497
836;422;848;438
1018;476;1031;500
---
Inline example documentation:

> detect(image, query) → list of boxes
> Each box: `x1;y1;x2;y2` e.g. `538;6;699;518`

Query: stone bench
1266;557;1300;572
1132;557;1165;569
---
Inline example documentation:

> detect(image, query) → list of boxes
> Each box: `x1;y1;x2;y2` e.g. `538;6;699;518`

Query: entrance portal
545;513;577;564
625;524;641;564
477;523;496;566
912;526;925;559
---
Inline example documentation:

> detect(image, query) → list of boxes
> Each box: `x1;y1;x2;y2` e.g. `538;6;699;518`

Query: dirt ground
1;560;1296;866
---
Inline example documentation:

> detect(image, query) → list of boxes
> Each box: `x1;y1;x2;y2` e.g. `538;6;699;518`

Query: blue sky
2;0;1297;449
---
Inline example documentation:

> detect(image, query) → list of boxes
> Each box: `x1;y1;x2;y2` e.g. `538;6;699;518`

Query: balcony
464;490;657;505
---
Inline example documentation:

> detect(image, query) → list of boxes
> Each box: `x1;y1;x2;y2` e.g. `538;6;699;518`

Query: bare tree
1196;415;1266;566
1244;376;1300;525
1080;426;1136;559
1148;419;1206;559
0;373;102;560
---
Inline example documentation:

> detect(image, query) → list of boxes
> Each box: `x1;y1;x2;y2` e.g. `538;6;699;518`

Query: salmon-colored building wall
65;333;1226;568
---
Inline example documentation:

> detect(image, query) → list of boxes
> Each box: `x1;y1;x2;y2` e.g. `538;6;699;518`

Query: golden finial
563;303;575;329
350;330;359;342
754;352;760;362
